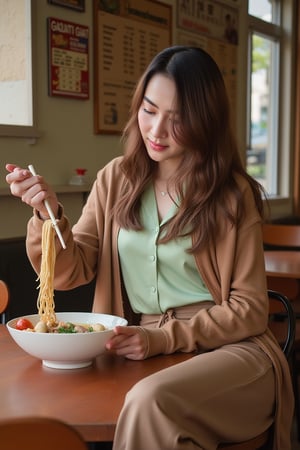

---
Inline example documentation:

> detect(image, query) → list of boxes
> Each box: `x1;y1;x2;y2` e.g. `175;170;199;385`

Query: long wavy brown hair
113;46;265;253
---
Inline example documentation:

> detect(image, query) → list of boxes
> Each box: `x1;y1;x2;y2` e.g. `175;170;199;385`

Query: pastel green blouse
118;185;213;314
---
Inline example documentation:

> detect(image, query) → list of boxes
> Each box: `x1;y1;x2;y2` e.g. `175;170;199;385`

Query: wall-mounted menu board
93;0;172;134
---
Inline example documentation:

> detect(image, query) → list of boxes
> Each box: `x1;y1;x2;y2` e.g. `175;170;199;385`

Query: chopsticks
28;165;66;250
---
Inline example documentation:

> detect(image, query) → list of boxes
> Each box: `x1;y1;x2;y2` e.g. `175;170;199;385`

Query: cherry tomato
16;318;34;330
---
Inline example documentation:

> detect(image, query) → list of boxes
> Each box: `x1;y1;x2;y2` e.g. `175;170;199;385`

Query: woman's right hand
5;164;59;219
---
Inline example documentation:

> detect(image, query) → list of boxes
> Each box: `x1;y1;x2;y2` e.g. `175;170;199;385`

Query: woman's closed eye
141;107;178;124
142;107;155;115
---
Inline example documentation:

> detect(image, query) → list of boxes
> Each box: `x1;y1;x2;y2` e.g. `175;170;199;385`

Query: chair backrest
0;416;88;450
0;280;9;314
268;289;295;359
262;223;300;248
218;289;295;450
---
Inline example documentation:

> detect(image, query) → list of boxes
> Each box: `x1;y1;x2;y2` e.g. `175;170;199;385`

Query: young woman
6;46;293;450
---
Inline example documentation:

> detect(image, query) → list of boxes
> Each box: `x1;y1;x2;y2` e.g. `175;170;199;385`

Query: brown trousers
113;304;275;450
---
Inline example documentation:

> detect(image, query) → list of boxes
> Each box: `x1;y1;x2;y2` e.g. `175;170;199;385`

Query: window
0;0;38;137
246;0;294;206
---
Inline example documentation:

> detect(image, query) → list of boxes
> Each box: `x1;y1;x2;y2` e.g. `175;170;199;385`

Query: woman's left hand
105;326;148;360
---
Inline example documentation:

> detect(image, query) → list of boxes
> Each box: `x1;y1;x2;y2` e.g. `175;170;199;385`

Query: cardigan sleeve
25;158;122;291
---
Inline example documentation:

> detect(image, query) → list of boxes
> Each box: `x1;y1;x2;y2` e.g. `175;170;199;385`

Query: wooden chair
217;289;296;450
262;222;300;439
0;279;9;322
0;416;88;450
262;223;300;249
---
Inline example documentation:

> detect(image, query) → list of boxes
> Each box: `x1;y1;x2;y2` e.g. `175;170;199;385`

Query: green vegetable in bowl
57;322;96;333
57;322;76;333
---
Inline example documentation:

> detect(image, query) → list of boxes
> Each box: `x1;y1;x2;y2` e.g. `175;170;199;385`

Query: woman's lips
148;139;167;151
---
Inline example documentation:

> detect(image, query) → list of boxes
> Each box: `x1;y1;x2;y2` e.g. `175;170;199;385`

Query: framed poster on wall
177;0;239;45
48;0;85;12
47;17;89;99
93;0;172;134
176;0;238;128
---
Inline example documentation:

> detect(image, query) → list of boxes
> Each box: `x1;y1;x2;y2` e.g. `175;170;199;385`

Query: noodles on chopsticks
36;219;57;325
20;219;107;334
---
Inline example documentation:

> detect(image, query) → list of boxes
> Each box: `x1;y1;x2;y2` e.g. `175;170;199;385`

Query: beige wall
0;0;124;238
0;0;125;185
0;0;248;238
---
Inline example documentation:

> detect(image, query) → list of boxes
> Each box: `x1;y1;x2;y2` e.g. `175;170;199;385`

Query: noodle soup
7;312;128;369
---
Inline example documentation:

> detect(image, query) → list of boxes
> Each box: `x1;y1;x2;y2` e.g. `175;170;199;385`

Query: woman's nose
151;117;168;138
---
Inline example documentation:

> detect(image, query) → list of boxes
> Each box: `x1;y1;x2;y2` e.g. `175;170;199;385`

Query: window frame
246;0;296;217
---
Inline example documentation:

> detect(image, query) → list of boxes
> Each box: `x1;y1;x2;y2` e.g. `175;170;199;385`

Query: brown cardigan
26;156;294;449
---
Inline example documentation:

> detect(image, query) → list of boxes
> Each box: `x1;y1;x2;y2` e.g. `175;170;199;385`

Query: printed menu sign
94;0;172;134
48;17;89;99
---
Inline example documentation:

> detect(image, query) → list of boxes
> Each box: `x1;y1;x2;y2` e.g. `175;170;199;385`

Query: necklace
155;181;169;197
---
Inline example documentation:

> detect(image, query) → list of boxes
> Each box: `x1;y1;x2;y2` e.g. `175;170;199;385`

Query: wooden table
264;250;300;306
265;251;300;279
0;325;192;442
